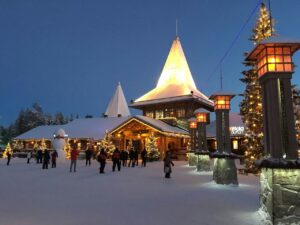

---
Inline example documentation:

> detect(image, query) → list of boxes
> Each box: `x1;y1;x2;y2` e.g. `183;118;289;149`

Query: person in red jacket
70;145;79;173
112;148;121;172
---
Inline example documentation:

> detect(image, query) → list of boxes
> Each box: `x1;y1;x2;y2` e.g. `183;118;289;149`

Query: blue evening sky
1;0;300;126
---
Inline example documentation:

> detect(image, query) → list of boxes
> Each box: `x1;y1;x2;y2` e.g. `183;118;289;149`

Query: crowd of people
3;146;175;178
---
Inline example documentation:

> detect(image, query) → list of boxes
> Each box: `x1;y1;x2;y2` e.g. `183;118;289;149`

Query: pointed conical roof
134;37;211;103
104;82;131;117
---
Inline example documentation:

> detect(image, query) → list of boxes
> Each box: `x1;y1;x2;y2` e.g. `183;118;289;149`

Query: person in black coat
6;152;12;166
85;147;93;166
141;149;147;167
135;148;139;166
112;148;121;172
42;149;50;169
51;150;58;168
120;149;128;167
163;151;174;178
37;149;43;164
97;148;107;174
128;148;135;167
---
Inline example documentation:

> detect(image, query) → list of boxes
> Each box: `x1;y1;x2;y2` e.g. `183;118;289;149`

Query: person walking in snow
112;148;121;172
51;150;58;168
37;149;43;164
163;151;174;178
97;148;107;174
27;152;32;164
42;149;50;169
70;146;79;173
85;146;93;166
120;149;128;167
6;151;12;166
128;148;135;167
141;148;147;167
135;148;139;166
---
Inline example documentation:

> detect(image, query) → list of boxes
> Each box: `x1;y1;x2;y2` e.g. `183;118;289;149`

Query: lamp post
194;108;211;171
187;117;197;166
210;91;238;185
246;37;300;224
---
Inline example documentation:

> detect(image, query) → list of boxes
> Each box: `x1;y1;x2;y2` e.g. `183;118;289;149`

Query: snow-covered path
0;159;260;225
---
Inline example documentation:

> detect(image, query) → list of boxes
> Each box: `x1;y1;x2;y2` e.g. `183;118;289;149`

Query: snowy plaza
0;159;260;225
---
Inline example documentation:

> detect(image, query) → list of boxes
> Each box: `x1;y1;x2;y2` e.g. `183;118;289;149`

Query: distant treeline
0;103;92;145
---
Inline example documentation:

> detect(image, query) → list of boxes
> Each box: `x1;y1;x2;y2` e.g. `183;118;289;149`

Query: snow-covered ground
0;158;261;225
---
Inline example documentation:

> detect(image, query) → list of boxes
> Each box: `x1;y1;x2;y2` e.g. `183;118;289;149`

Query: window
177;108;185;118
155;109;164;119
145;111;154;118
165;108;175;118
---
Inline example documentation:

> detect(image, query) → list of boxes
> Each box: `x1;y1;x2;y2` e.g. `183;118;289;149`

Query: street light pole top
246;36;300;61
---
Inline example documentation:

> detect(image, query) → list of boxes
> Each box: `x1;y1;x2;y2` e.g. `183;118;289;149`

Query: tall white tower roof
134;36;211;103
104;82;131;117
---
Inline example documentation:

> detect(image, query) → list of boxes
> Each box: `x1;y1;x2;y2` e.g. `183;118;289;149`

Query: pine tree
145;133;160;161
240;3;273;173
3;143;13;158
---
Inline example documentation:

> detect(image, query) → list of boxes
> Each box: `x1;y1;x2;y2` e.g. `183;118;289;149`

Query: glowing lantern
188;117;197;129
194;108;210;123
210;92;235;110
246;38;300;77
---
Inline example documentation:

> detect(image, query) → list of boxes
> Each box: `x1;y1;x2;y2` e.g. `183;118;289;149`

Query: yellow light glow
134;37;212;103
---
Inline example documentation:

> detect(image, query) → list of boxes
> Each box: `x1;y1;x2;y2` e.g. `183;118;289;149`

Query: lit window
214;96;230;110
177;108;185;118
233;140;239;150
155;109;164;119
145;111;154;118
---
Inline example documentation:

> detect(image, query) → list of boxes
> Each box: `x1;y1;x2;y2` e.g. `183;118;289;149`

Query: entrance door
132;140;141;152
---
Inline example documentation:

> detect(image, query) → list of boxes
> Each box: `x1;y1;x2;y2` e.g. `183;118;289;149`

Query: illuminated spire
135;37;210;102
105;82;131;117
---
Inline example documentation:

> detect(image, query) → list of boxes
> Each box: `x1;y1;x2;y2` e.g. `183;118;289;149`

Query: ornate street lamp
210;91;238;185
194;108;210;171
187;117;197;166
246;37;300;224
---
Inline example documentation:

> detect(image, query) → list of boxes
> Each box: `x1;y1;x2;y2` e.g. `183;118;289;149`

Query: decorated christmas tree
145;133;160;161
40;139;47;152
3;143;13;158
98;130;116;156
64;139;71;159
240;3;274;173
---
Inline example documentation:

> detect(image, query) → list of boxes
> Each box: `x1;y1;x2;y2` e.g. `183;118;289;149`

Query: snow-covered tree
240;3;274;173
145;133;160;161
98;131;116;156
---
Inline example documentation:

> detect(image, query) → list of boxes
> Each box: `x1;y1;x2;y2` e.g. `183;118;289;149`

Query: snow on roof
207;113;245;138
131;94;213;108
134;115;189;135
132;36;212;106
246;36;300;61
15;115;188;141
210;91;236;100
104;82;131;117
14;125;62;140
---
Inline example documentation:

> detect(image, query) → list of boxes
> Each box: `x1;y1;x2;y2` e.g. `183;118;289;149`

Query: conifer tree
3;143;13;158
240;3;274;173
145;133;160;161
99;131;116;156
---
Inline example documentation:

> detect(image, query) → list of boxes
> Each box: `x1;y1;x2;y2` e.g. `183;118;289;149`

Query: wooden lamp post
194;108;210;171
210;91;238;185
187;117;197;166
246;37;300;224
